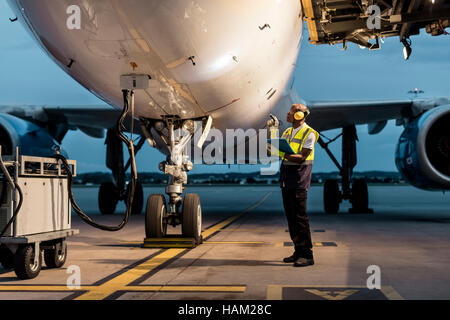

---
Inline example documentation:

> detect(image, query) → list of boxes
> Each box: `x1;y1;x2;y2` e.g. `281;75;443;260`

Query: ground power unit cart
0;148;79;279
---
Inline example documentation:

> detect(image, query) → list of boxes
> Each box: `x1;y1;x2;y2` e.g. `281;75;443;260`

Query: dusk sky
0;1;449;174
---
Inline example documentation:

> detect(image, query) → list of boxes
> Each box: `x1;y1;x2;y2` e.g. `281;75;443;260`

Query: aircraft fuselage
8;0;303;131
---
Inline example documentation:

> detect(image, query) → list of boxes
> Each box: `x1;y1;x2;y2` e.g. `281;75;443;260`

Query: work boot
293;257;314;267
283;254;296;263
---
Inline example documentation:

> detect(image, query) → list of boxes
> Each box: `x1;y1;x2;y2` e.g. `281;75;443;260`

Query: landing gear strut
141;116;211;242
318;125;373;214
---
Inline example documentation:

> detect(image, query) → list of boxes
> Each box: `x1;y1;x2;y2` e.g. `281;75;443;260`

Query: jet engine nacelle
0;114;64;157
395;105;450;190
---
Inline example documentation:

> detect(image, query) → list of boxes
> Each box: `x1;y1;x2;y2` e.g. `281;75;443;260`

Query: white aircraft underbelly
8;0;302;131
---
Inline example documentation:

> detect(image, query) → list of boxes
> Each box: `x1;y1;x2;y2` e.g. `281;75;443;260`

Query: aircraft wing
307;97;450;132
0;105;141;141
272;89;450;133
306;100;413;132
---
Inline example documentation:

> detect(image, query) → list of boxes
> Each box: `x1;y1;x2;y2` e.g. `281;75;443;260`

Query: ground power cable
53;90;138;232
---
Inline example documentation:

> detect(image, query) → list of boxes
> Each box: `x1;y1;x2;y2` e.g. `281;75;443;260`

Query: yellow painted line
0;193;271;299
314;242;323;247
219;228;272;232
75;193;272;299
201;215;244;239
159;285;246;292
118;241;143;244
126;285;246;293
201;192;271;239
0;286;91;291
267;285;404;300
75;248;185;300
242;192;272;214
305;289;358;300
0;285;246;294
142;244;193;248
275;242;331;247
204;241;265;244
266;285;283;299
381;286;405;300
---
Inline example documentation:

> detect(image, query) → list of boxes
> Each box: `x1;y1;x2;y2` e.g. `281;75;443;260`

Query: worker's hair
292;103;309;113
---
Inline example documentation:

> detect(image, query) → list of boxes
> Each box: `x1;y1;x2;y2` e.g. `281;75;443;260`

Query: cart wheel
0;246;14;269
44;241;67;269
14;245;42;279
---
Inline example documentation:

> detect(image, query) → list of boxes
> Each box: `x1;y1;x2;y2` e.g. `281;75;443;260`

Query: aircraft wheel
14;245;42;280
182;194;202;243
0;246;14;269
145;194;167;238
126;180;144;215
44;240;67;269
350;179;372;213
98;182;119;215
324;180;340;214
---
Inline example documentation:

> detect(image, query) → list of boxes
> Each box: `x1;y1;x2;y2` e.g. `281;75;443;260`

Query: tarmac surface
0;184;449;300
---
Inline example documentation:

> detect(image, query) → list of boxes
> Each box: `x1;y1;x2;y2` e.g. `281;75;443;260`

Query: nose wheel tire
14;245;42;280
324;180;341;214
145;194;168;238
98;182;119;215
44;240;67;269
182;194;202;243
126;180;144;215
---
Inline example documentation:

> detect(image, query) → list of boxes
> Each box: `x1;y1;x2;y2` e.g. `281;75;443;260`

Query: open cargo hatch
300;0;450;56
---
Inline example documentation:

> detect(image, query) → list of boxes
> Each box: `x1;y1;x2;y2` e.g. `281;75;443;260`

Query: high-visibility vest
278;124;319;165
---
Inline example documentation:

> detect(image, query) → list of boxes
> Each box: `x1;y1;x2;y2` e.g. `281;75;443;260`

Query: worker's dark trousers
282;188;313;259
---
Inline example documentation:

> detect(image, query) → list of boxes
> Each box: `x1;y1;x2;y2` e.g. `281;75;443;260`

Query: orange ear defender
294;111;305;121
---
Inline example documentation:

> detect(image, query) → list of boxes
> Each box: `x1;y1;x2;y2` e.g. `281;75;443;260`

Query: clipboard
267;138;295;155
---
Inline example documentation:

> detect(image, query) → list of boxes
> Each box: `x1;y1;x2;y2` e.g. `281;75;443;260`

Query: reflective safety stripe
275;125;319;163
300;128;312;145
290;138;303;144
282;128;312;160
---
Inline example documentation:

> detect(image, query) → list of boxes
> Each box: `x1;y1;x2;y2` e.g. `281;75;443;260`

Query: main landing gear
318;125;373;214
98;128;145;215
141;116;211;243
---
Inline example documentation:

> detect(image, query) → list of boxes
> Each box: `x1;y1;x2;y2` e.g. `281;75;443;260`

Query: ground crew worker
278;103;319;267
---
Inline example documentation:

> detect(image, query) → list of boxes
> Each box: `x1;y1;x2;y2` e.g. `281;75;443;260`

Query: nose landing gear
142;116;211;244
